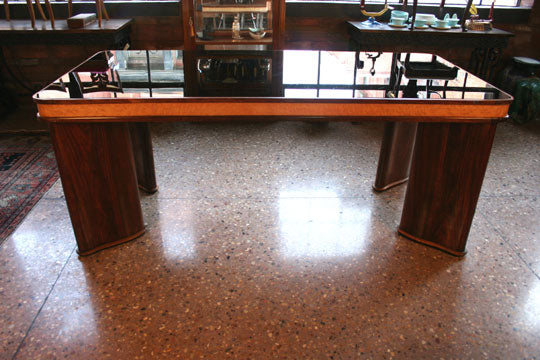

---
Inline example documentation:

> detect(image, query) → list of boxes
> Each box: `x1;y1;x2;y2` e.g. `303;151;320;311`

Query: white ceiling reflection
278;190;371;258
523;281;540;331
159;231;196;261
58;295;97;340
156;203;196;260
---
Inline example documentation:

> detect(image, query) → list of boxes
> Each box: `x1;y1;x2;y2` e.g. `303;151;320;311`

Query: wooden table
347;21;513;81
0;19;132;46
33;49;512;257
0;19;132;114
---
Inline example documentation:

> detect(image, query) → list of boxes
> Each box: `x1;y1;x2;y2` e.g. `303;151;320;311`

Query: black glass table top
34;50;512;102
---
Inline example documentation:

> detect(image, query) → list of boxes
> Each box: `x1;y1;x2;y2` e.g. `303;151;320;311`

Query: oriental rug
0;135;59;244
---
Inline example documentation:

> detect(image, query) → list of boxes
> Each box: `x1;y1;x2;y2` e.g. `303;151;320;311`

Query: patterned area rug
0;135;59;243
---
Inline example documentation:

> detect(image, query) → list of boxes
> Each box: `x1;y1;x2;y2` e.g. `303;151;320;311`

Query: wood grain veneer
398;122;497;256
129;123;158;194
49;122;145;255
35;99;510;120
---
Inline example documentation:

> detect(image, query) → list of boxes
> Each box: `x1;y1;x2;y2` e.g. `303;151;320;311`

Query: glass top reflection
35;50;511;101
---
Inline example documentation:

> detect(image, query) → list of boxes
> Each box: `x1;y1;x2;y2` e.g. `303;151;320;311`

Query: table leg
129;123;158;194
373;122;417;191
49;122;145;256
398;122;497;256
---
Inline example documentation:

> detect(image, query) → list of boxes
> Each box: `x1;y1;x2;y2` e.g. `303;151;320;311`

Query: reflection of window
282;51;502;100
283;50;392;99
109;51;185;98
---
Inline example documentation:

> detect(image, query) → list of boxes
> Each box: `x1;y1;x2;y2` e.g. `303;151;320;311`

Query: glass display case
182;0;285;50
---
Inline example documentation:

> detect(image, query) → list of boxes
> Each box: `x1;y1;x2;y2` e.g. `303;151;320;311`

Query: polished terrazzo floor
1;119;539;359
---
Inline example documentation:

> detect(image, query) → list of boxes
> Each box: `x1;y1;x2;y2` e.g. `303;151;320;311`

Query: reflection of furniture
373;52;460;192
347;21;513;81
183;50;282;97
67;52;123;97
34;50;512;257
182;0;285;49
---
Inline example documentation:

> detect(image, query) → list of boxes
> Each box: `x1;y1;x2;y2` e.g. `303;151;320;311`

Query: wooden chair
23;0;54;28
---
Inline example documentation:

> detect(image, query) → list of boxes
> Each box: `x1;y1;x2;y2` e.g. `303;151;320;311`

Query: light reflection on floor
278;189;371;258
1;120;539;358
154;199;197;261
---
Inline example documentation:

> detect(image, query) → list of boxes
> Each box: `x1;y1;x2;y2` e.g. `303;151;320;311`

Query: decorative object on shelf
67;13;96;29
431;17;450;30
389;10;408;27
67;0;109;28
465;14;493;31
391;10;408;20
475;22;493;31
445;14;460;28
359;0;393;27
465;2;490;30
248;27;266;39
413;18;428;28
232;14;241;39
412;13;436;25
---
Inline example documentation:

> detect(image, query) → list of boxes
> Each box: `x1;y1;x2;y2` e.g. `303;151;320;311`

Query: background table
0;19;132;115
347;21;513;81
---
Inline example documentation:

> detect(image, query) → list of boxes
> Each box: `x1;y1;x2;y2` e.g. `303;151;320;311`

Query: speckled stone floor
1;119;539;359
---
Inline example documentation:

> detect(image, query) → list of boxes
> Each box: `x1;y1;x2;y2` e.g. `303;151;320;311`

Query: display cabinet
182;0;285;50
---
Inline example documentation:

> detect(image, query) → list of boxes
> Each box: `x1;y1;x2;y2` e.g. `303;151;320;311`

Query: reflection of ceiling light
523;281;540;331
278;189;371;258
157;200;196;261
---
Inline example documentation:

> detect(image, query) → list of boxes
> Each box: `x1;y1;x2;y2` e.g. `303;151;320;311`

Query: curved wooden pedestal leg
49;122;145;256
398;122;497;256
373;122;417;191
129;123;158;194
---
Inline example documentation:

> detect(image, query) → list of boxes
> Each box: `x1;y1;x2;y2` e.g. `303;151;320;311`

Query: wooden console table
34;50;512;257
0;19;132;114
347;21;513;81
0;19;132;47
